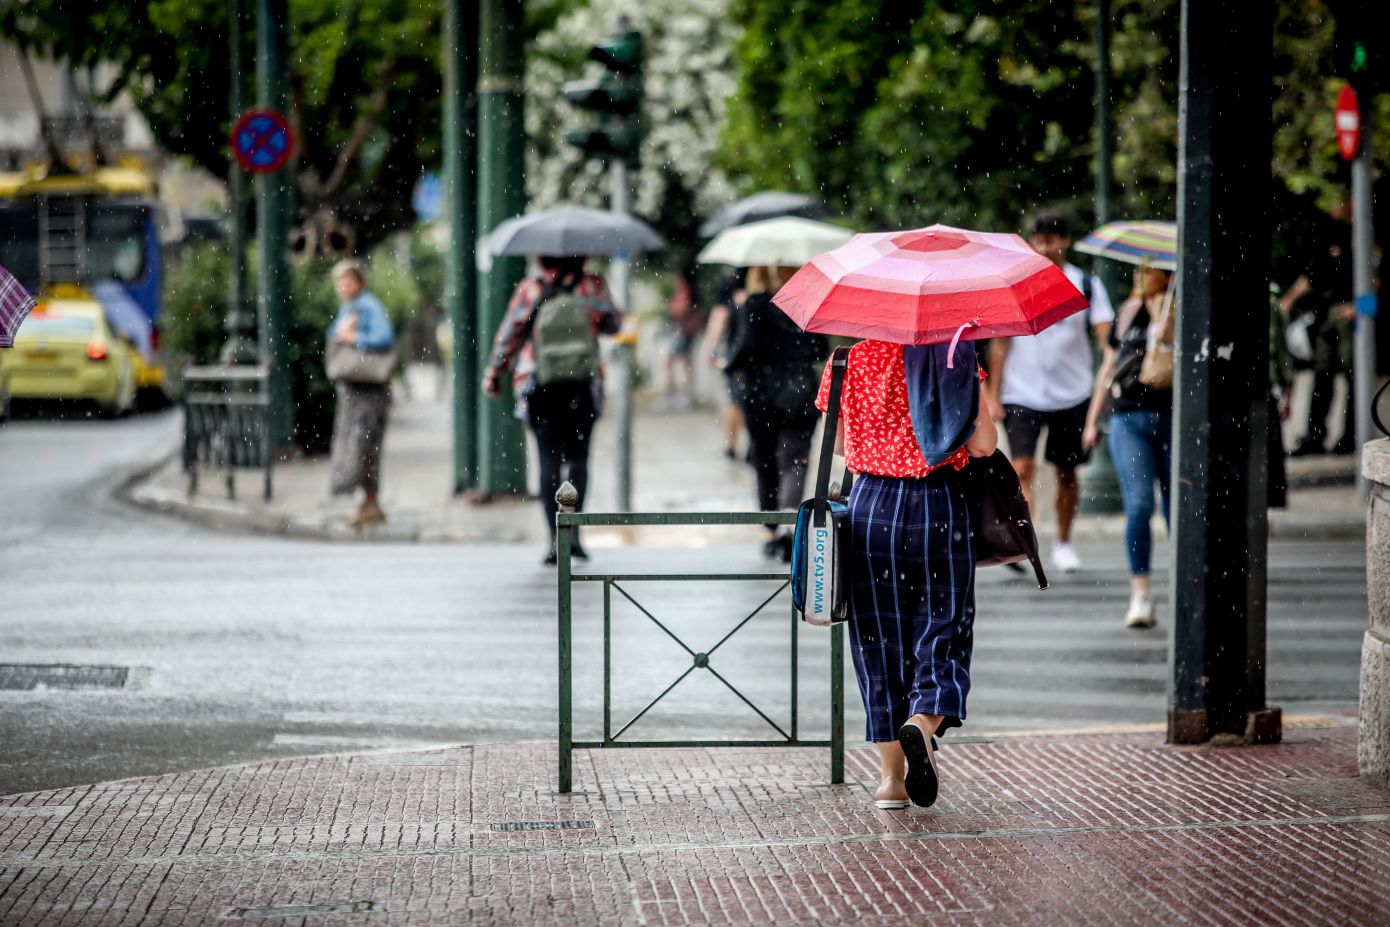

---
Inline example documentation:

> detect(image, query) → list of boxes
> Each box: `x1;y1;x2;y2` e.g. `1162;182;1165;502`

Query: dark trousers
527;381;597;539
1305;366;1353;447
745;416;816;514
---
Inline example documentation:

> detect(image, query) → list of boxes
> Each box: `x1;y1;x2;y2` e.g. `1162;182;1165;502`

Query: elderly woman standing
327;259;395;527
818;339;997;809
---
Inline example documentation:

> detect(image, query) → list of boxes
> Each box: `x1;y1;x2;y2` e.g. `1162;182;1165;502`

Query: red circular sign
231;110;294;174
1335;85;1361;161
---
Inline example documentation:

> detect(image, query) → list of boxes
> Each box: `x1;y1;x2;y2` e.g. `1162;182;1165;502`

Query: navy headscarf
902;342;979;468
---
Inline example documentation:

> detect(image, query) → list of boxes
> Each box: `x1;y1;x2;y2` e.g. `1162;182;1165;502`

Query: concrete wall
1362;439;1390;787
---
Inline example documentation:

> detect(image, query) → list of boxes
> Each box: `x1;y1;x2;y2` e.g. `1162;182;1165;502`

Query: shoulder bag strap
814;346;851;527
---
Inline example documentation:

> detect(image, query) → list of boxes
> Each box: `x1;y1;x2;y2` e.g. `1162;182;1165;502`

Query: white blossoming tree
526;0;737;268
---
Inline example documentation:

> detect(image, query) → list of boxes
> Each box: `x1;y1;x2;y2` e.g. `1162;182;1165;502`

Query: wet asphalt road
0;411;1369;795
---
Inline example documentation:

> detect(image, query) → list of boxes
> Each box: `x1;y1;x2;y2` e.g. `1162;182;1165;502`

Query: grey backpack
533;288;598;385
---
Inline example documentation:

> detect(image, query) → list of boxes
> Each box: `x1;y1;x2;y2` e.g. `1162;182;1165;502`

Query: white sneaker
1124;594;1156;628
1051;542;1082;573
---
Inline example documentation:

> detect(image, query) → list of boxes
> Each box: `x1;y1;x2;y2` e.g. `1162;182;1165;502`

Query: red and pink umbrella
772;225;1087;353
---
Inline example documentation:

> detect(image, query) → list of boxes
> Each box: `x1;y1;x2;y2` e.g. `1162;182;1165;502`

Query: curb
118;445;1366;545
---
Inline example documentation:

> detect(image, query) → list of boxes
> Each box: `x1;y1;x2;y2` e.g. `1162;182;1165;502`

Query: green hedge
163;238;430;454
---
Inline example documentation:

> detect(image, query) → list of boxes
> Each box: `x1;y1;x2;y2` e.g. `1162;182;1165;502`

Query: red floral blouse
815;339;983;478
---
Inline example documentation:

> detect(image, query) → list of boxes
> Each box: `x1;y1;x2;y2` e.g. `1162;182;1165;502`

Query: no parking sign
231;110;294;174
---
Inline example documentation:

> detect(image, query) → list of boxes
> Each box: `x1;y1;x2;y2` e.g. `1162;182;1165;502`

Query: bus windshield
0;198;150;290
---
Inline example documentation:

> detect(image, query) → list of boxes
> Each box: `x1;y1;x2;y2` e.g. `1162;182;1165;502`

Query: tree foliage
2;0;442;253
718;0;1388;266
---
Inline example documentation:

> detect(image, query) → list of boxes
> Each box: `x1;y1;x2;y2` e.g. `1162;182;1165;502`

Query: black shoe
1330;438;1356;455
897;722;940;808
724;447;737;461
777;533;794;564
542;548;558;567
570;541;590;561
1288;438;1325;457
1003;561;1026;575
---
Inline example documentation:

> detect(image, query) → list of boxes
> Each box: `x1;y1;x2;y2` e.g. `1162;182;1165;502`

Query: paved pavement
2;723;1386;926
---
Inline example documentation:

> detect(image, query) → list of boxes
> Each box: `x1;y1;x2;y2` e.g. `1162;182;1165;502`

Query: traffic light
1330;0;1387;95
562;18;643;164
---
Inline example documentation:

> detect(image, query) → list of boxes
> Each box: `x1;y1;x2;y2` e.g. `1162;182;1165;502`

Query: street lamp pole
443;0;478;494
475;0;527;497
256;0;294;446
1168;0;1280;745
220;0;256;366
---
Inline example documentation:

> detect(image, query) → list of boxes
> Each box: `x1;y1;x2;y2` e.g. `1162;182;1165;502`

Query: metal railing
182;365;273;501
555;483;845;793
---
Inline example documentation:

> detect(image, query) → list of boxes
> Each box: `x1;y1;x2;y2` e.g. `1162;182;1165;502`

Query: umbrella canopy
698;191;824;238
1074;220;1177;271
772;225;1087;347
696;216;855;268
0;263;35;349
481;205;666;258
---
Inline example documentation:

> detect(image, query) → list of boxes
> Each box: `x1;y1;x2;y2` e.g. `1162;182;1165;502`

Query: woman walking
724;264;828;559
327;259;395;527
482;255;622;565
818;339;997;809
1083;265;1175;628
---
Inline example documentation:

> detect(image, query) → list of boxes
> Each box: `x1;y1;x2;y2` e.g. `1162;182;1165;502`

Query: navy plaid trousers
846;471;977;742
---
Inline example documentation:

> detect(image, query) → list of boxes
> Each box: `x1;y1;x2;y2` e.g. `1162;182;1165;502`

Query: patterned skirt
330;382;389;495
846;470;977;742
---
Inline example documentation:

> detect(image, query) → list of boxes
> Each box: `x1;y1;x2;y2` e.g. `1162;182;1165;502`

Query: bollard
1360;440;1390;787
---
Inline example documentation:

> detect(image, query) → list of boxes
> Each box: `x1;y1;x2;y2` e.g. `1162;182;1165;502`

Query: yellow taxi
0;300;137;418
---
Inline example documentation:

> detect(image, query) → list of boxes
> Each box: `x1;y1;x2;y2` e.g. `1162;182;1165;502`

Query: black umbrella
480;205;666;259
698;191;825;238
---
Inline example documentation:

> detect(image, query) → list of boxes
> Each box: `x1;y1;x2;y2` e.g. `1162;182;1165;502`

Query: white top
998;263;1114;412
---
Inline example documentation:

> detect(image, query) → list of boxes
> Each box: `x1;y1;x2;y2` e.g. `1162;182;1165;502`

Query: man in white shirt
985;211;1114;573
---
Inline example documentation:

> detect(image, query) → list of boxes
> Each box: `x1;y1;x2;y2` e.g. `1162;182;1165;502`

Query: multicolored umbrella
1074;220;1177;271
772;225;1087;350
0;263;35;349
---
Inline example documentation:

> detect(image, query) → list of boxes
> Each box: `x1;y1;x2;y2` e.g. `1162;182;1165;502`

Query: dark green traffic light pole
475;0;527;497
221;0;256;366
1168;0;1279;745
443;0;478;493
1078;0;1123;515
256;0;294;446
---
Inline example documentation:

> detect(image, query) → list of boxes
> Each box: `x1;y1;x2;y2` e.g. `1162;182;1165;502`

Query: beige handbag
1139;288;1176;390
326;340;398;384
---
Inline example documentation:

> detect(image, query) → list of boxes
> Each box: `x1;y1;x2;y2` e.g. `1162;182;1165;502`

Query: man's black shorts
1003;400;1091;468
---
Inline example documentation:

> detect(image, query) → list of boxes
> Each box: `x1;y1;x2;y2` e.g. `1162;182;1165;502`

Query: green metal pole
475;0;527;496
256;0;293;446
1078;0;1124;515
443;0;478;493
220;0;257;366
830;622;844;785
558;516;573;792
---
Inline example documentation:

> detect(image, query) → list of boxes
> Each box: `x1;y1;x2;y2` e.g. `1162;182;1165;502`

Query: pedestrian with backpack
482;255;623;565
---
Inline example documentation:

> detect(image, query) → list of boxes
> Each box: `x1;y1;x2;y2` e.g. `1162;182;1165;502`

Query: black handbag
960;449;1048;589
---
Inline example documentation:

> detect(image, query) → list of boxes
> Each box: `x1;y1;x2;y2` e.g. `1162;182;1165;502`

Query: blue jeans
1107;410;1172;576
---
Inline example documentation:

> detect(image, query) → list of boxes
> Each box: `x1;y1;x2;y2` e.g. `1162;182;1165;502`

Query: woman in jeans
1083;265;1174;628
724;265;828;559
482;255;622;565
817;339;997;809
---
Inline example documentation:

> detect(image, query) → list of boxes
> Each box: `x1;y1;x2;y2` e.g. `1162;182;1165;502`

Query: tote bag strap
814;346;851;527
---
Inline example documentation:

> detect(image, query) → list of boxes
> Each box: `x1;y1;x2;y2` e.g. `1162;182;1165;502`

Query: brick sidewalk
2;724;1387;926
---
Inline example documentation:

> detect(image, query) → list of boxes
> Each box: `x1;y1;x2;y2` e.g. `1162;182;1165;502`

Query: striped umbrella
1074;220;1177;271
771;225;1087;349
